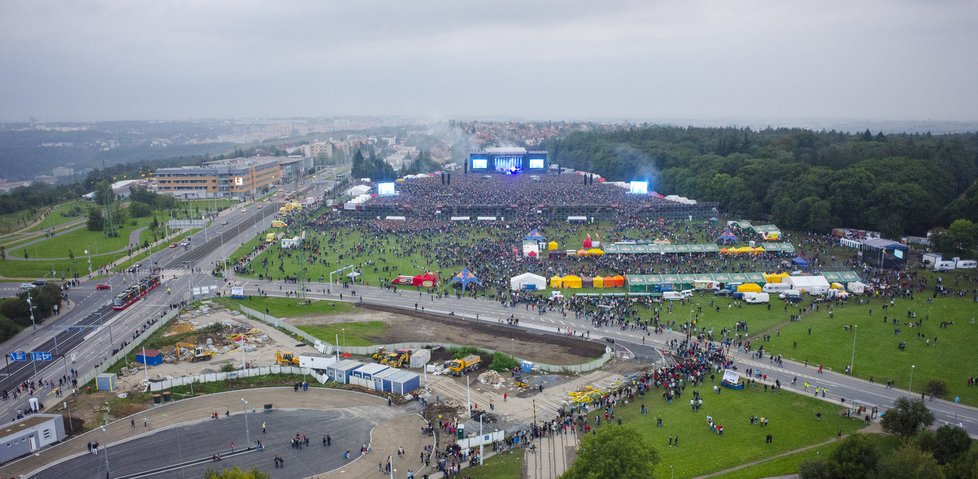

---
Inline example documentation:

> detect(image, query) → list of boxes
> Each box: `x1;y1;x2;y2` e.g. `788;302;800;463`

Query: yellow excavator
176;342;213;362
275;350;300;366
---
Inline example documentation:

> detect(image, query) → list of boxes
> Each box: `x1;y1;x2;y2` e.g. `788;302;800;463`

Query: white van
762;283;790;294
743;292;770;304
662;291;683;301
779;289;802;300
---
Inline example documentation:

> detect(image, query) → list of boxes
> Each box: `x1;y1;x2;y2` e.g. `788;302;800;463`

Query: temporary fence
147;365;324;392
75;308;180;392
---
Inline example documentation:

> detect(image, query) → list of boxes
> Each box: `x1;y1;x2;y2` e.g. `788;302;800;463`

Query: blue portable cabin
326;359;363;384
384;370;421;395
372;368;399;392
350;363;389;388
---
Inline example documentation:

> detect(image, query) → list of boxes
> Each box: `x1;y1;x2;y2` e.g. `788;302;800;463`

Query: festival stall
412;272;440;288
449;268;482;291
510;273;547;291
562;275;583;289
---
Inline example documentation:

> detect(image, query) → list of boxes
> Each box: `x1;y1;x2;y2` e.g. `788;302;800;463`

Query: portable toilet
521;361;534;373
386;370;421;395
96;373;117;392
350;363;390;388
372;368;399;392
326;360;363;384
135;349;163;366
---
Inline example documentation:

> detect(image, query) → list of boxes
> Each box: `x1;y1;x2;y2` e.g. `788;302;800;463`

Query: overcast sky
1;0;977;123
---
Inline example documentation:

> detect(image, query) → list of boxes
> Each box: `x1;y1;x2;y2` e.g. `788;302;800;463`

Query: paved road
39;409;376;479
230;280;978;438
0;172;337;427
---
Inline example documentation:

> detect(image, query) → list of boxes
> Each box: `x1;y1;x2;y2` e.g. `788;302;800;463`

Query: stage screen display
493;156;521;172
377;182;396;195
528;159;545;169
629;181;649;194
472;158;488;169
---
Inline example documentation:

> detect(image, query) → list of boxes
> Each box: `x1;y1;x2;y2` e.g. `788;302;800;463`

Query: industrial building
154;156;311;199
0;414;67;464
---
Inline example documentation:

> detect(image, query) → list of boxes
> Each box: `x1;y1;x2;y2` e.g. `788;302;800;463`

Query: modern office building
154;157;282;199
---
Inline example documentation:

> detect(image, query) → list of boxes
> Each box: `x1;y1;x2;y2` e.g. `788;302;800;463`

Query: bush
489;352;518;372
450;346;488;359
220;363;238;373
924;379;947;399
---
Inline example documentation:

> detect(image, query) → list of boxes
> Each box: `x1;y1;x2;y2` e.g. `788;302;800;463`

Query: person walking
262;421;266;433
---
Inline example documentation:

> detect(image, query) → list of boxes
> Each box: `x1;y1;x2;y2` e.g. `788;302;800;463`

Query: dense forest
545;126;978;237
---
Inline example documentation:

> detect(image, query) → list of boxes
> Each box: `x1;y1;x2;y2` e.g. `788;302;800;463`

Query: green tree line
545;126;978;237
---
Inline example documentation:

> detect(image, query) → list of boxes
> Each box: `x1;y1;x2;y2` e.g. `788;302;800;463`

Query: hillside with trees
544;126;978;238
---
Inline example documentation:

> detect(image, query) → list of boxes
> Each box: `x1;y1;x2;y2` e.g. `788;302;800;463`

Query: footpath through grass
716;433;900;479
601;384;862;478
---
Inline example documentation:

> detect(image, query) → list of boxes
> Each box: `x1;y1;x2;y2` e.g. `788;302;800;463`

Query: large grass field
716;433;900;479
460;449;523;479
28;200;89;232
211;296;354;317
597;384;864;478
10;216;152;259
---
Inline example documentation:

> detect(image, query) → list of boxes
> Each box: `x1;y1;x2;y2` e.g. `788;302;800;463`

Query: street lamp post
85;249;92;277
26;292;36;331
100;425;111;478
242;398;251;450
909;364;916;393
849;325;857;374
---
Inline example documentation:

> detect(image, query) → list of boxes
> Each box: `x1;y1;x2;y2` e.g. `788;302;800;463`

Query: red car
96;283;111;290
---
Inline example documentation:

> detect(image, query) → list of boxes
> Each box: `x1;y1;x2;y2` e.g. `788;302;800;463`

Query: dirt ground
111;304;318;393
287;304;606;365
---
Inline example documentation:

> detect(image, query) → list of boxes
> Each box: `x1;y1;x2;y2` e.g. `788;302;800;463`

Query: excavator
275;350;300;366
176;342;213;362
373;347;411;367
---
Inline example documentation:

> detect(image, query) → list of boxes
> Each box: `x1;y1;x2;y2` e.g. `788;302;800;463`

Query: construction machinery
448;355;481;376
372;347;390;363
373;347;412;368
176;343;213;363
275;350;300;366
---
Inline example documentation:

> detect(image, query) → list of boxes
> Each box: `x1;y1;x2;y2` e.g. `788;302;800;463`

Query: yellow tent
763;272;789;284
550;276;564;289
737;283;762;293
563;275;583;288
576;249;589;257
547;241;558;251
831;282;845;290
593;276;605;288
588;248;604;256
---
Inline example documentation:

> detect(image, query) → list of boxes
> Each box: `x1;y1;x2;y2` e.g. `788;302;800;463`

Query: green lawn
298;321;388;347
758;293;978;405
601;384;862;478
0;209;44;235
212;296;355;318
10;216;152;259
460;449;523;479
717;433;900;479
28;200;89;232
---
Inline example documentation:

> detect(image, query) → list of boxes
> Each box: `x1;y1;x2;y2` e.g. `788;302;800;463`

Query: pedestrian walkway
317;413;432;479
525;428;578;479
0;387;423;478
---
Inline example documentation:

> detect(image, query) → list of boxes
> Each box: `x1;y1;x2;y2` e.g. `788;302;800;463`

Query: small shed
350;363;390;388
96;373;117;392
384;370;421;395
0;414;66;464
326;360;363;384
135;349;163;367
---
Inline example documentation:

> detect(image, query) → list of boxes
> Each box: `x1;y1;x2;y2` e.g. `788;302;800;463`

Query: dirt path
287;306;604;365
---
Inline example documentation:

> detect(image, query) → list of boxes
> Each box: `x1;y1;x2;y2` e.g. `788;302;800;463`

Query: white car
19;282;36;290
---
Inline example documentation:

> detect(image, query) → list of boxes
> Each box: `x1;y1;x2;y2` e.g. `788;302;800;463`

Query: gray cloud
1;0;976;122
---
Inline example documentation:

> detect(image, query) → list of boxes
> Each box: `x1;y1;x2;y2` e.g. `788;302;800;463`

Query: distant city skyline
1;0;976;123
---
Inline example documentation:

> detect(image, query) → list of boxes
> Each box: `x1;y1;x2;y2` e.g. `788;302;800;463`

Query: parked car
169;243;177;248
221;220;229;225
96;283;111;290
713;289;732;297
31;280;46;286
19;283;36;290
